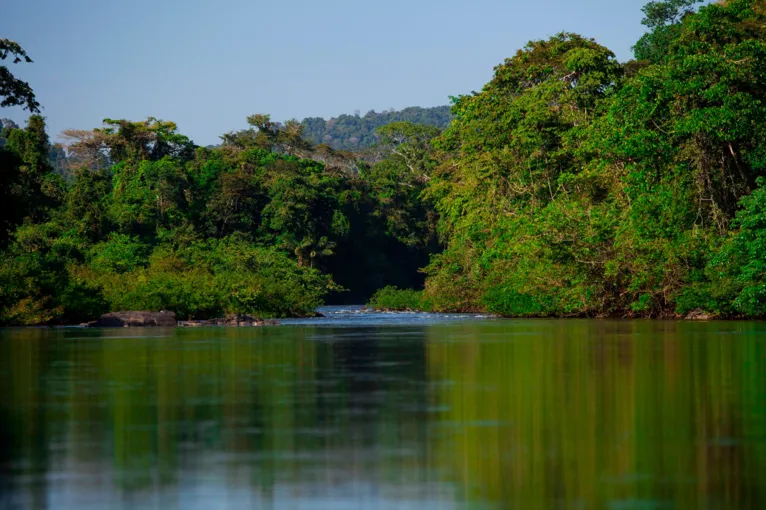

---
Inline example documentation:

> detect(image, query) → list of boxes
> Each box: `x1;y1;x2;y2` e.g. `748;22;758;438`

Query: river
1;307;765;509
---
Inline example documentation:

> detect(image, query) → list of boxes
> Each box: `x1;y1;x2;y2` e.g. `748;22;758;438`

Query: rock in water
178;321;204;327
93;311;177;327
685;309;713;321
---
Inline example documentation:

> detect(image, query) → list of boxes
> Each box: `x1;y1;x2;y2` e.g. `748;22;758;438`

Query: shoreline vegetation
366;286;718;320
367;287;428;313
4;0;766;324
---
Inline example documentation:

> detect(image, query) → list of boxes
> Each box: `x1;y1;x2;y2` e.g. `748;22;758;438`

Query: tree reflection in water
1;320;765;509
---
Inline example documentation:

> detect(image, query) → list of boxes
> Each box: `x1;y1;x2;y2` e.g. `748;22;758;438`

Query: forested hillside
3;0;766;324
301;106;453;151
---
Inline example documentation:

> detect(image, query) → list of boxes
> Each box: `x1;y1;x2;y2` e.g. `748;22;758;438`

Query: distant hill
0;118;19;147
301;106;453;151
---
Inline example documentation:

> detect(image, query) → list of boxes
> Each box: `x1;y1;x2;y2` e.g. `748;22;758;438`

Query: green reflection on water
1;321;766;509
426;320;766;509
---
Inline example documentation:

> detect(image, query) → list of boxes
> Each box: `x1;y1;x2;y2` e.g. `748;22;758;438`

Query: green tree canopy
0;39;39;112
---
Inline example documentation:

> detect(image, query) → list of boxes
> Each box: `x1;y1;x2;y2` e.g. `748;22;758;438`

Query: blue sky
4;0;660;145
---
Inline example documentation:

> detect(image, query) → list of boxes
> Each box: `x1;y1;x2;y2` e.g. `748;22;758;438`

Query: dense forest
377;0;766;319
0;112;439;324
2;0;766;324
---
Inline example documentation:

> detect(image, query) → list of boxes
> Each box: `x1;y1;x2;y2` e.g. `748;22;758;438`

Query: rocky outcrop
219;314;280;326
91;311;177;327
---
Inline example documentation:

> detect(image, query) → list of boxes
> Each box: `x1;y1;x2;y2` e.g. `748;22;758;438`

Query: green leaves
8;0;766;322
641;0;701;28
633;0;703;62
420;0;766;318
367;286;426;311
0;39;39;112
64;118;196;167
705;178;766;316
92;239;334;319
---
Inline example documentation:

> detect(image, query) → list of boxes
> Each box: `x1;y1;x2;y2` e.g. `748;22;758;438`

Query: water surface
1;308;765;509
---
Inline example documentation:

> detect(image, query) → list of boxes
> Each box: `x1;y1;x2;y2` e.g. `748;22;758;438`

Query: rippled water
282;305;495;327
1;309;766;509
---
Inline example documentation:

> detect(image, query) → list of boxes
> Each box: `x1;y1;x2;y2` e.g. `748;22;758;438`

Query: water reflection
426;320;766;509
0;320;765;509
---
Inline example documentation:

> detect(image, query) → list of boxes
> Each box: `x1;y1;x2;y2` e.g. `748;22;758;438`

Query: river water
1;307;765;509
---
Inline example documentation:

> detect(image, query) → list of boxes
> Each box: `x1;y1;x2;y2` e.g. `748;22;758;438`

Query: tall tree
63;118;196;167
0;39;39;112
3;115;63;222
633;0;703;62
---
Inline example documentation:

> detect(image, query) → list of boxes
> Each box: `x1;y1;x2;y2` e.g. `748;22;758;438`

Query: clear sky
4;0;658;146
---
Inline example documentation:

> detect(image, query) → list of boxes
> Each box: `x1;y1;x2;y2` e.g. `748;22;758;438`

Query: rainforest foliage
0;114;438;324
3;0;766;323
418;0;766;318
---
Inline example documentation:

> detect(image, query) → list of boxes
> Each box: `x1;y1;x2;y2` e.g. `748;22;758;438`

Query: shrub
482;287;555;317
91;237;336;319
367;286;426;311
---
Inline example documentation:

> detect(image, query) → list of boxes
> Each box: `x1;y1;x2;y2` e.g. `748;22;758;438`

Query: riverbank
81;311;282;328
367;287;726;320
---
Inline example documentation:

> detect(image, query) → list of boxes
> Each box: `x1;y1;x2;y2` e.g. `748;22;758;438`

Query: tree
3;115;63;222
64;167;113;241
419;33;625;313
633;0;702;62
0;39;39;112
376;122;441;179
110;158;191;235
289;235;336;268
204;166;267;238
0;118;19;147
62;118;196;167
